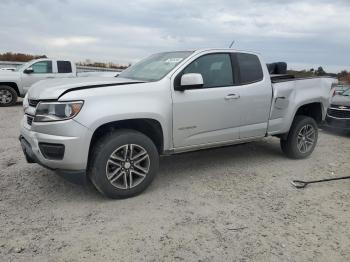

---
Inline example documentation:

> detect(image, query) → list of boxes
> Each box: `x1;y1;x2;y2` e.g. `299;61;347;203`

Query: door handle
46;76;54;79
225;94;240;100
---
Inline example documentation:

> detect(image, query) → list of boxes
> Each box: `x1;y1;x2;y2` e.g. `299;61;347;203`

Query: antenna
229;40;235;48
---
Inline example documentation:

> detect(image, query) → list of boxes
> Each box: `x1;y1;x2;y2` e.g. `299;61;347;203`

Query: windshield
118;51;193;81
342;88;350;96
15;60;34;72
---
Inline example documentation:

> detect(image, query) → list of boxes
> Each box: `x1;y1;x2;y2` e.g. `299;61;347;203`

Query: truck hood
0;70;20;80
28;77;142;100
331;95;350;107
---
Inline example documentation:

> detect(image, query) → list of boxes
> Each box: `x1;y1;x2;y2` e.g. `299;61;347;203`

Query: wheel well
0;82;20;96
295;102;323;124
89;119;164;160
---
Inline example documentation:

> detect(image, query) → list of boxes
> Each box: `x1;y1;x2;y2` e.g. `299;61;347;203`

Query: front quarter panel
59;79;173;151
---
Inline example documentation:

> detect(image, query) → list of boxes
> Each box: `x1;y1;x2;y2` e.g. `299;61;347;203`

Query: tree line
0;52;47;62
0;52;129;70
287;66;350;84
76;60;130;70
1;52;349;83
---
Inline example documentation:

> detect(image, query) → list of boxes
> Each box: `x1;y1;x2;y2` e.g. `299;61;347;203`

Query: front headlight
34;101;84;122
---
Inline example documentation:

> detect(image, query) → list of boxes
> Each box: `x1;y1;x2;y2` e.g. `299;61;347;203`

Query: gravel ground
0;104;349;262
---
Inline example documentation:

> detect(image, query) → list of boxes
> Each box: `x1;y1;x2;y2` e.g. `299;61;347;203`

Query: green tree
315;66;326;76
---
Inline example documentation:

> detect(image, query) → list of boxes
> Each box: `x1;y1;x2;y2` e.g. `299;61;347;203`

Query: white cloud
49;36;98;47
32;36;99;47
0;0;349;71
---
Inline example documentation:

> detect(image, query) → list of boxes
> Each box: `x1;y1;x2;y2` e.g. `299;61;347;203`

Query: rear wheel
0;85;17;107
280;116;318;159
89;129;159;199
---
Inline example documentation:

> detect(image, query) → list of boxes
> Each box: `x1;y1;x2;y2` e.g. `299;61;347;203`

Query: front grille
330;104;350;110
27;115;33;125
327;108;350;119
29;99;39;107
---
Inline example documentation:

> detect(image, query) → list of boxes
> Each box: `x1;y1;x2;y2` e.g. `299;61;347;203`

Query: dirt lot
0;104;349;262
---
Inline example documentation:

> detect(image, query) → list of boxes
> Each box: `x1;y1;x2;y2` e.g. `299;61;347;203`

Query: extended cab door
20;60;55;93
233;53;272;139
171;52;242;148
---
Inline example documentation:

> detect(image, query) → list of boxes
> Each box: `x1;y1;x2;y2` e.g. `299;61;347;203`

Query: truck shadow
39;139;285;200
7;101;22;107
320;127;350;138
155;139;284;185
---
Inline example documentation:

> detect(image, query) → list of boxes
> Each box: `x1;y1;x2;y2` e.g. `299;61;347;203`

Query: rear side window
57;61;72;73
236;53;263;84
182;53;234;88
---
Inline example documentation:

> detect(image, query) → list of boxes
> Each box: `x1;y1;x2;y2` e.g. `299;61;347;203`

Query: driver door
172;53;242;149
21;60;55;93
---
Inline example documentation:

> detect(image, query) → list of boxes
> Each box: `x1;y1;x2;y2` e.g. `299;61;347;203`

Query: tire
88;129;159;199
280;116;318;159
0;85;17;107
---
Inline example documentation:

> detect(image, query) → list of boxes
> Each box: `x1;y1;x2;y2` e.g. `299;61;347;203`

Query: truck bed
271;74;336;83
267;76;338;135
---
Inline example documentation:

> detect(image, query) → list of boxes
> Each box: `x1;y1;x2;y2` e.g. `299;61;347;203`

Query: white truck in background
0;59;77;106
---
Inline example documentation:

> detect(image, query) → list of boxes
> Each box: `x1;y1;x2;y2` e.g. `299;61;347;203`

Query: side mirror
175;73;204;91
24;67;34;74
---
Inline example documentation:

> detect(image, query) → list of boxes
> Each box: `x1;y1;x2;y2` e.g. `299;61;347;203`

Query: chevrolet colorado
20;49;337;198
0;58;76;106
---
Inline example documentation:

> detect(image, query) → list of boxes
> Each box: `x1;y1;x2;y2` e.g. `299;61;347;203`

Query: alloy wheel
297;124;316;153
105;144;150;189
0;89;12;105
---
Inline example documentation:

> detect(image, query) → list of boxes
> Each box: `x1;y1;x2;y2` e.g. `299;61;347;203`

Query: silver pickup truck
20;49;337;198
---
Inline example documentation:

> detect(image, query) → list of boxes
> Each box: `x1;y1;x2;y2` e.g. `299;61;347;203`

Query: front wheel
0;85;17;107
89;129;159;199
280;116;318;159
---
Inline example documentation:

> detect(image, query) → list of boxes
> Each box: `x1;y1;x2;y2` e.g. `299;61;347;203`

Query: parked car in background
325;88;350;130
334;84;350;95
20;48;337;199
0;58;76;106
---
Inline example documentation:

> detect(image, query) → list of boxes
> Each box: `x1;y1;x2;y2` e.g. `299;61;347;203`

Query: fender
287;100;324;131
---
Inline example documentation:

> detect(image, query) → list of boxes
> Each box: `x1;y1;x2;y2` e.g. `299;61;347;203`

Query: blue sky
0;0;349;72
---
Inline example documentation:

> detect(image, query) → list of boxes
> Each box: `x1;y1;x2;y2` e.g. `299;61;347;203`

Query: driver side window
30;61;52;74
182;53;234;88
